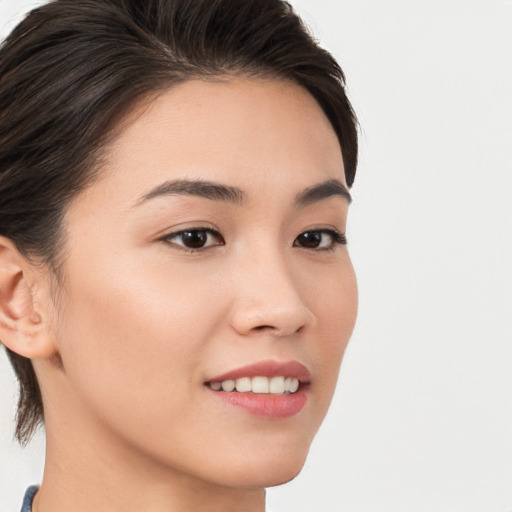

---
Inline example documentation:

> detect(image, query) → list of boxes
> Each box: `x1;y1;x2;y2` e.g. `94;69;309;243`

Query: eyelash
161;227;347;252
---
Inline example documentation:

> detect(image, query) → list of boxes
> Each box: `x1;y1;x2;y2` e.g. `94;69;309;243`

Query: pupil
182;231;207;248
299;232;321;248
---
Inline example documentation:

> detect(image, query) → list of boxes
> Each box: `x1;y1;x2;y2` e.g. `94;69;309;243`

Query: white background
1;1;511;511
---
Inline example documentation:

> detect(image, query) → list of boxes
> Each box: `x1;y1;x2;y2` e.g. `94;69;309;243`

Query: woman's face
48;77;357;487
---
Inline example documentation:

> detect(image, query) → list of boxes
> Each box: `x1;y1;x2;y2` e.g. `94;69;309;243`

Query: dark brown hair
0;0;358;444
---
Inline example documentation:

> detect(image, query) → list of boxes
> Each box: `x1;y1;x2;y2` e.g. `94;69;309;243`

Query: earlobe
0;237;57;359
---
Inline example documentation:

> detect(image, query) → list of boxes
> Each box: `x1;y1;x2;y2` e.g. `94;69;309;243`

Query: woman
0;0;358;510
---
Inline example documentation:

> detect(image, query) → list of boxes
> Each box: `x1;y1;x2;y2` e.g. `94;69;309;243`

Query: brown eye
294;230;347;250
295;231;322;248
164;229;224;250
181;230;207;248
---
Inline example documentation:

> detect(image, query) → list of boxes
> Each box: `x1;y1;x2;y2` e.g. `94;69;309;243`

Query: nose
227;247;316;338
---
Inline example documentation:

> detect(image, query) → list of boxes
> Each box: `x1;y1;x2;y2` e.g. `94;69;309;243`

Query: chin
207;445;311;489
256;464;305;488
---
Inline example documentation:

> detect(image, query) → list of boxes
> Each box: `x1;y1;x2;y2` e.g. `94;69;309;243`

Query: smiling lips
205;361;310;418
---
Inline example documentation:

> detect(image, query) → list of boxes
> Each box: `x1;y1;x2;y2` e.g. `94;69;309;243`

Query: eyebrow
295;179;352;206
135;179;246;207
134;177;351;208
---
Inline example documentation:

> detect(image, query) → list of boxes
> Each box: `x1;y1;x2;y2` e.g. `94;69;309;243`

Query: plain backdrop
1;1;511;511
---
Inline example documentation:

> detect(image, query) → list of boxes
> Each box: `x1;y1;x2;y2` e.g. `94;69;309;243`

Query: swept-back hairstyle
0;0;358;444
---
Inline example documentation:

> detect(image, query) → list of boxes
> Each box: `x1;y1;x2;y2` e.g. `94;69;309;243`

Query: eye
162;228;224;250
293;229;346;250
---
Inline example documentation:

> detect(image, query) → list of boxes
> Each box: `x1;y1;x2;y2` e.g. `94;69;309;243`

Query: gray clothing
20;486;38;512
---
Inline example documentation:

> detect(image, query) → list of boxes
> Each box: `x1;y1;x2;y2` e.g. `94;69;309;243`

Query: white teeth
235;377;252;392
209;376;301;395
269;376;285;394
221;379;235;392
285;377;299;393
252;376;269;393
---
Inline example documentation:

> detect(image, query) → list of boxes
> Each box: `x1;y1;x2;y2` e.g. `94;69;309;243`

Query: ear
0;236;57;359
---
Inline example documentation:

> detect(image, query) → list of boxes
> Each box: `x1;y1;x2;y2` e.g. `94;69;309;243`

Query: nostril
252;324;306;335
253;325;273;331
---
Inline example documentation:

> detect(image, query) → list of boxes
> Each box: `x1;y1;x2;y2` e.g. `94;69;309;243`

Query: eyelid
157;221;221;240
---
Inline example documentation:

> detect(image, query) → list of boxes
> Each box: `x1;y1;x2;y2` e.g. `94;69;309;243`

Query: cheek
54;255;223;430
307;257;357;413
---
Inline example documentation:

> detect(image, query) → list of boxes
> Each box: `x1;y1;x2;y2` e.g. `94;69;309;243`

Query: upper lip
206;360;311;383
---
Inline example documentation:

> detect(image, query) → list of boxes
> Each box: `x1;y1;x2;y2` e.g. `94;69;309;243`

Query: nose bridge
228;240;315;336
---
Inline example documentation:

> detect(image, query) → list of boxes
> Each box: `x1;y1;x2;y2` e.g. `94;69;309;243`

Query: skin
0;77;357;512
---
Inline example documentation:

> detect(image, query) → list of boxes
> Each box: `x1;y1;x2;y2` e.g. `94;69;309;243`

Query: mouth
206;376;301;395
204;360;310;418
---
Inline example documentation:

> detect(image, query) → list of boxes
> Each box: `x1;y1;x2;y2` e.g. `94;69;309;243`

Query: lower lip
207;386;309;419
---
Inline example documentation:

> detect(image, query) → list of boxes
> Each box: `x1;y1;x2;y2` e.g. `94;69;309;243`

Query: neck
34;386;265;512
35;431;265;512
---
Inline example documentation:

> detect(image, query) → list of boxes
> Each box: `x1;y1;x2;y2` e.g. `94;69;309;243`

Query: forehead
72;77;346;216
